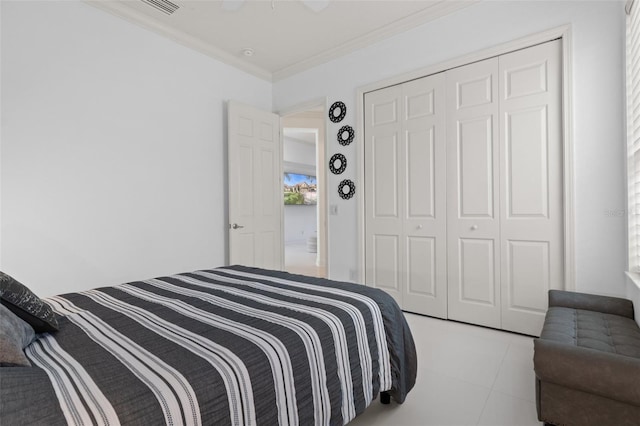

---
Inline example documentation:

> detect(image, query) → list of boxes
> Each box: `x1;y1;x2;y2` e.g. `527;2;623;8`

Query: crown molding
84;0;273;82
271;0;479;82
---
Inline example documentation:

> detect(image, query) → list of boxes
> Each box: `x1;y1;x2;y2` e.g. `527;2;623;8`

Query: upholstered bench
533;290;640;425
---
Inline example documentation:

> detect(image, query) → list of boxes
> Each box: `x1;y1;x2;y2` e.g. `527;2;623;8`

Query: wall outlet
330;204;338;215
349;269;358;282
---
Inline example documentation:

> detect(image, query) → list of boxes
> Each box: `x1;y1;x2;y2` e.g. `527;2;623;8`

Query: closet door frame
357;25;575;292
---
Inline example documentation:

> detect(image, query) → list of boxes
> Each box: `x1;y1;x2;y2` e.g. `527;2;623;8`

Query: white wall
1;0;272;296
284;206;317;243
284;136;316;168
274;1;628;296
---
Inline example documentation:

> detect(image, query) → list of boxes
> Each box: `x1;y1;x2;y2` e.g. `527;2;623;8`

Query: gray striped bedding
0;265;417;425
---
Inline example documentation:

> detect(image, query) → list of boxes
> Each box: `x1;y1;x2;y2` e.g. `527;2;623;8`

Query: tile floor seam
474;386;495;425
474;342;513;424
488;342;511;390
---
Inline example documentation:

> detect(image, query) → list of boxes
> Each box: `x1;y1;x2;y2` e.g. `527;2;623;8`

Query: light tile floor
284;241;326;278
350;313;541;426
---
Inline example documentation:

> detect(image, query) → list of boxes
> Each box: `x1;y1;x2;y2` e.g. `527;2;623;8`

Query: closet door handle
231;223;244;230
470;225;478;230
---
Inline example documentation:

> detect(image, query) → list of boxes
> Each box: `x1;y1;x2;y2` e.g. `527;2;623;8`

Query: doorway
282;106;327;278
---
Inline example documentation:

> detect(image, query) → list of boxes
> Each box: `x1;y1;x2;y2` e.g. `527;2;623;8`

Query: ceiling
89;0;477;81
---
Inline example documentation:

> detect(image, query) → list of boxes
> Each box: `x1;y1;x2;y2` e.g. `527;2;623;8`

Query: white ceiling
89;0;477;81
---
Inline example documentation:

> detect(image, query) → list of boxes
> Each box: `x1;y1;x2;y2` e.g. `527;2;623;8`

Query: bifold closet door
364;73;448;318
499;40;564;336
446;40;563;334
365;39;563;335
446;58;502;329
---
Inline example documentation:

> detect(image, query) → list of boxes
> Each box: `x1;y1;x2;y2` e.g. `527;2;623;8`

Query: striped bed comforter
1;265;417;425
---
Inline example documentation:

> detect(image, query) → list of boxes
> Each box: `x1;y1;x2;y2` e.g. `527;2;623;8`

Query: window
627;0;640;271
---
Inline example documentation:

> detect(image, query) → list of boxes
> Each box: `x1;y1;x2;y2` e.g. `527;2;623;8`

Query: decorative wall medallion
329;101;346;123
338;179;355;200
337;125;354;146
329;153;347;175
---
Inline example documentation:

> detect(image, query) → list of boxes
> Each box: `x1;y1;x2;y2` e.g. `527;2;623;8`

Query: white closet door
446;58;502;329
499;40;563;335
365;73;447;317
365;84;404;305
400;74;447;318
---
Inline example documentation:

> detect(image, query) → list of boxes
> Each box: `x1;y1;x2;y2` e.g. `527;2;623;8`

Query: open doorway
282;106;327;278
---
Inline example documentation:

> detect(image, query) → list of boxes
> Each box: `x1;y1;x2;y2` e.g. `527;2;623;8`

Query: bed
0;265;417;425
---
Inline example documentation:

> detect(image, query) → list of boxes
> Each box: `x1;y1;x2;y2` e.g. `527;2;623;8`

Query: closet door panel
401;74;447;318
505;106;549;217
372;134;400;218
406;128;435;218
406;236;436;297
458;238;497;305
365;85;404;305
372;234;401;294
457;116;495;217
506;240;549;312
447;58;501;329
499;39;563;336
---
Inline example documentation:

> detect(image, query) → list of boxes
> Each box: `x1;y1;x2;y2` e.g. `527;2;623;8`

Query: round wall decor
329;101;346;123
338;179;356;200
337;125;354;146
329;153;347;175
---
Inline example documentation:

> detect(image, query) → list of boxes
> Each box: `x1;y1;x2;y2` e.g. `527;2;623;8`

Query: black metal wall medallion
337;125;354;146
329;153;347;175
329;101;346;123
338;179;355;200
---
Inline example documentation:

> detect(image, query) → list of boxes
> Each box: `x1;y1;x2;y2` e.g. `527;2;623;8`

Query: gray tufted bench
533;290;640;425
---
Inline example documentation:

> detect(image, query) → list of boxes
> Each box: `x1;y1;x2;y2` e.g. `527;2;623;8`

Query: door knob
230;223;244;229
471;225;478;230
417;225;423;230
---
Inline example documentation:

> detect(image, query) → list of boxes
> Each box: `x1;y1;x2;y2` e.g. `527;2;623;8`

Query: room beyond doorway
282;106;327;279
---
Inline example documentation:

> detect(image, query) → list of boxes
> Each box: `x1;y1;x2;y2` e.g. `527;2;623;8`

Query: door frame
356;25;576;291
277;97;330;276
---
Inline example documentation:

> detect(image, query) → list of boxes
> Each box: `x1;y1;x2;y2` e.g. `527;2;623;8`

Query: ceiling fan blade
302;0;329;13
221;0;245;11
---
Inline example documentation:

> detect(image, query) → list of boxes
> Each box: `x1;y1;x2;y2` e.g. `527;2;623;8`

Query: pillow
0;271;59;333
0;303;36;367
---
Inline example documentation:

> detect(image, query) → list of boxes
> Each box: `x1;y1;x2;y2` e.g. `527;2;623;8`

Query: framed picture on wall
284;173;317;205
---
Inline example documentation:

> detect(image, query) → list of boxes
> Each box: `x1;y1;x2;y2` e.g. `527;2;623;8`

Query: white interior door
364;40;563;335
499;40;563;335
228;100;283;270
364;73;448;318
400;74;447;318
365;84;404;304
446;57;502;329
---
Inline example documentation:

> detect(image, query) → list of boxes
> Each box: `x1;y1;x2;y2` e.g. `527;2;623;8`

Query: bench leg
380;391;391;405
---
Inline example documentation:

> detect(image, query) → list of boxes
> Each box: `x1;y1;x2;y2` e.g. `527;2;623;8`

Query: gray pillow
0;303;36;367
0;271;59;332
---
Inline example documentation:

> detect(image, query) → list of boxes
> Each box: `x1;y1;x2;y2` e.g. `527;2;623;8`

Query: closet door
364;74;447;318
446;58;502;329
365;85;404;305
400;74;447;318
499;40;563;335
